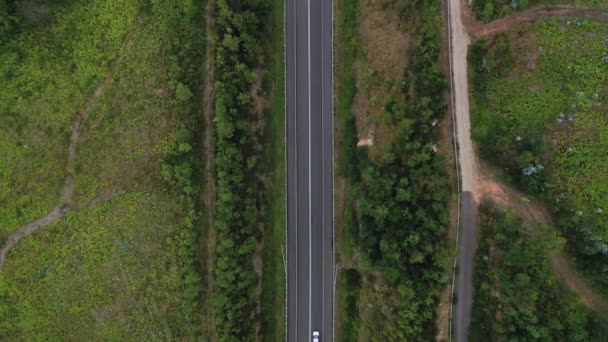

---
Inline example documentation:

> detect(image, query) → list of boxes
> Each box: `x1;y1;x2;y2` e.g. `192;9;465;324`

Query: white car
312;330;320;342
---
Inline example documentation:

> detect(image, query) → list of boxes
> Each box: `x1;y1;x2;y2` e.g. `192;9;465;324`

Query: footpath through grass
0;0;206;338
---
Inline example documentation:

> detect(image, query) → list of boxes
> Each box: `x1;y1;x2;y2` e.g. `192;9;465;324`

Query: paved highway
286;0;334;340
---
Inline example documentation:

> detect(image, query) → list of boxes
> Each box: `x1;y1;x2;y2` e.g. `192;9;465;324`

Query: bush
212;0;268;339
470;204;606;341
346;0;452;339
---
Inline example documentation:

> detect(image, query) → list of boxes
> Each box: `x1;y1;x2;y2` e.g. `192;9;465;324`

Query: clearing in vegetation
470;16;608;300
0;0;205;338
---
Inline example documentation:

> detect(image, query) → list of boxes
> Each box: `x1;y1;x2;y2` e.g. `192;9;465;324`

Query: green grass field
0;0;205;338
260;0;287;338
470;18;608;297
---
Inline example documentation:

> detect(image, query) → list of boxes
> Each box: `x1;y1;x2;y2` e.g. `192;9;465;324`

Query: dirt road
447;0;478;340
447;2;608;339
470;5;608;40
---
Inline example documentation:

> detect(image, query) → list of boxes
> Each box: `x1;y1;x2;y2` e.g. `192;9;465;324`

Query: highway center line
307;0;312;335
321;0;326;329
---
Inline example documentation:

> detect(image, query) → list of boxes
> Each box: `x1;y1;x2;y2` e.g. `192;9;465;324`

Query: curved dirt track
448;0;608;339
475;168;608;317
0;19;142;273
470;5;608;40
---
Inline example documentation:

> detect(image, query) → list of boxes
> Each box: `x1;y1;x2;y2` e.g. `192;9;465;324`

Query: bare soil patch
470;5;608;40
352;0;411;155
251;67;271;116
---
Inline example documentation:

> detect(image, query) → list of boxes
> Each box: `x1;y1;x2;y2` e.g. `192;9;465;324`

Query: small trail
0;19;143;273
0;192;119;271
0;206;68;270
63;18;144;206
470;5;608;40
475;168;608;316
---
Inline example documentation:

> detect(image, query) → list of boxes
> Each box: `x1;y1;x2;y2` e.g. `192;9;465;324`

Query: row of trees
342;0;452;339
470;204;605;340
213;0;267;339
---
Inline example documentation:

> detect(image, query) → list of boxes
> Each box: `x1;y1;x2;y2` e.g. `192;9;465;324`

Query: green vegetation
336;0;451;339
0;0;140;240
259;0;286;338
0;0;206;339
338;269;362;342
334;0;361;338
470;18;608;295
470;203;607;341
472;0;608;22
212;0;276;339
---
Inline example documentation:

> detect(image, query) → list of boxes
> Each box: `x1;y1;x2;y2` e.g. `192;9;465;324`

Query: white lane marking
307;0;312;336
330;0;336;339
292;0;298;336
321;0;326;331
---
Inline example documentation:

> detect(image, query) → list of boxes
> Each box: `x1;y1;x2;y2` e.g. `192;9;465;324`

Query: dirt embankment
0;19;143;273
470;5;608;40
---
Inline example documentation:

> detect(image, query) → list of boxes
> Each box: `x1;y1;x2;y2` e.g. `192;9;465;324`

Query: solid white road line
321;0;326;331
307;0;312;336
292;0;298;334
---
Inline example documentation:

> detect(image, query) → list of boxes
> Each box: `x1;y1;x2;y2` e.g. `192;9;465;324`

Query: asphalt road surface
447;0;479;340
286;0;334;340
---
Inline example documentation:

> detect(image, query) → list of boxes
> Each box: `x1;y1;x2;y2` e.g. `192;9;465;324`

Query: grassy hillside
470;18;608;296
0;0;205;338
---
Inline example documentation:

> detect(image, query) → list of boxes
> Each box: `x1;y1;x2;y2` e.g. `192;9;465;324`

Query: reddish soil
470;6;608;40
451;0;608;317
474;165;608;316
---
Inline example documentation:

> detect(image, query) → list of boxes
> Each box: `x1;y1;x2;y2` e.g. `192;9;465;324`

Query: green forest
470;204;607;341
0;0;205;339
470;18;608;297
212;0;271;339
337;0;452;339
